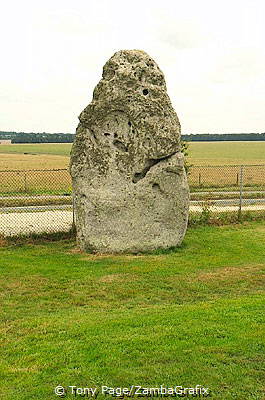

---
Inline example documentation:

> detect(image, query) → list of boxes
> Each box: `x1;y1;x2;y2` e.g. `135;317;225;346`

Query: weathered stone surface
70;50;189;253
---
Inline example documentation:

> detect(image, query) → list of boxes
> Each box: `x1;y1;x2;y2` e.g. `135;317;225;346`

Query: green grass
0;143;71;157
1;142;265;195
188;141;265;165
1;221;265;399
1;141;265;168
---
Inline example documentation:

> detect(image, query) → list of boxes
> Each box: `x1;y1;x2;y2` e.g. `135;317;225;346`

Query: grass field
0;142;264;194
0;221;264;399
188;141;265;166
0;143;70;171
1;141;265;171
0;143;71;157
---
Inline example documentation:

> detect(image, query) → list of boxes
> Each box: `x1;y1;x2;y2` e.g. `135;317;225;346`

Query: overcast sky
1;0;265;134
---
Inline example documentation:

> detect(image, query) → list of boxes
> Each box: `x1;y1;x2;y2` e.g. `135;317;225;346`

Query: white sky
1;0;265;134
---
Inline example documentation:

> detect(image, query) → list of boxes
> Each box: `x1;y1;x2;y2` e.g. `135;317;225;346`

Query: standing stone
70;50;189;253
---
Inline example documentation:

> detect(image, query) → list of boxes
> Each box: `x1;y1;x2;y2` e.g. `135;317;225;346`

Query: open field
0;153;69;171
189;164;265;188
0;169;71;195
1;166;264;196
187;141;265;189
0;143;70;171
1;141;265;171
188;141;265;166
0;143;71;157
0;221;265;399
0;153;70;171
0;142;264;195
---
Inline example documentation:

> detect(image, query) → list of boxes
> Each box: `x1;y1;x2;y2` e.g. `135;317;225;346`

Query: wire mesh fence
0;168;72;195
0;169;73;237
0;165;264;237
189;165;265;224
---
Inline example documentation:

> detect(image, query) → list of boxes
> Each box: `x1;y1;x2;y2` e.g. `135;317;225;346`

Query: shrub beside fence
0;165;264;237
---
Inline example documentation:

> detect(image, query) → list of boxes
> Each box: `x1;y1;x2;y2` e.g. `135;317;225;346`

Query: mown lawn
0;222;265;399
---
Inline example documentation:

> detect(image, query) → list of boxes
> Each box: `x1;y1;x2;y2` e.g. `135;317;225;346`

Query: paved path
1;202;265;237
1;198;265;213
190;190;265;196
0;204;72;213
190;198;265;206
1;191;264;201
0;210;73;236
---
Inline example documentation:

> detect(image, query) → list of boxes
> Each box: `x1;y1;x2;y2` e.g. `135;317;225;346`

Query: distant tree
1;131;265;144
0;131;75;143
182;133;265;142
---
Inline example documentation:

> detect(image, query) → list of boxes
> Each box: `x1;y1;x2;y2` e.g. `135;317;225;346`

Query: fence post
72;194;76;232
238;165;244;220
23;172;28;193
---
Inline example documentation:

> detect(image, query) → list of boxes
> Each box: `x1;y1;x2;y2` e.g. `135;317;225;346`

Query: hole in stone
114;133;118;138
132;173;142;183
132;130;135;134
113;140;128;152
104;133;111;137
128;121;132;127
143;89;149;96
152;183;161;192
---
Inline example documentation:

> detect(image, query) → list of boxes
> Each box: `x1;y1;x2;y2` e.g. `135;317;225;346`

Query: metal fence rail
0;165;264;236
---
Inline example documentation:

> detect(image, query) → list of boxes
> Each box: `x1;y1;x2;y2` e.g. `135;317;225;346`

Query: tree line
0;131;265;143
0;131;74;143
182;133;265;141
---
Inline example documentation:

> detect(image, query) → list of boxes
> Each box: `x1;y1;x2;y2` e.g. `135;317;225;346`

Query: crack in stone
132;151;177;183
